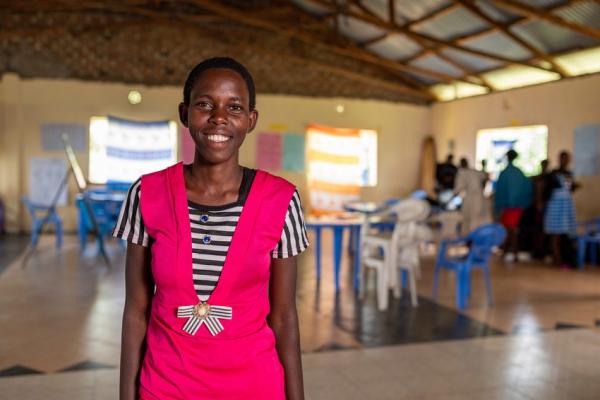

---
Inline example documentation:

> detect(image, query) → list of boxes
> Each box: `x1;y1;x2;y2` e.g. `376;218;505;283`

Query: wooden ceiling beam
491;0;600;41
458;0;569;77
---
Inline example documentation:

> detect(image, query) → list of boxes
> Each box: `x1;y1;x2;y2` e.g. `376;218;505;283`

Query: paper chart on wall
573;124;600;176
29;158;68;207
283;134;305;172
256;133;282;171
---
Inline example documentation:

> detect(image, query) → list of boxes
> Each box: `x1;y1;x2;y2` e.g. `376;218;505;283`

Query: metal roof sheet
512;19;599;54
394;0;452;22
554;1;600;30
462;30;534;60
474;1;522;23
410;54;464;77
289;0;331;17
336;15;387;42
516;0;566;8
366;34;423;60
440;48;504;72
413;7;490;40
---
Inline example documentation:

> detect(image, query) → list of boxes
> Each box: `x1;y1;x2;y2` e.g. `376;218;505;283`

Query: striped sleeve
272;190;309;259
112;178;149;247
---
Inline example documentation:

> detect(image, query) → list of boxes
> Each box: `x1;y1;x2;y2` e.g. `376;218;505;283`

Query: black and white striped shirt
112;168;309;302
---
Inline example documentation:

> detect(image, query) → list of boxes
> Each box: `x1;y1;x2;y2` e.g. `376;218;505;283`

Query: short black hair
183;57;256;110
507;149;518;162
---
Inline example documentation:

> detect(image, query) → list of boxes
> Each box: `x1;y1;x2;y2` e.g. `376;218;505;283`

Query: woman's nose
209;107;227;124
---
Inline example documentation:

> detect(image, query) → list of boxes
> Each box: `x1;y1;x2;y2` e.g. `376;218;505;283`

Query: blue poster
573;124;600;176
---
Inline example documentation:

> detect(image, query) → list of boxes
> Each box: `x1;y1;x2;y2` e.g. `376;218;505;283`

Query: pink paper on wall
181;127;195;164
257;133;282;170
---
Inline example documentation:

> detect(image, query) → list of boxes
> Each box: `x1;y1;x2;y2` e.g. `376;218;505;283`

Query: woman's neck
186;158;243;200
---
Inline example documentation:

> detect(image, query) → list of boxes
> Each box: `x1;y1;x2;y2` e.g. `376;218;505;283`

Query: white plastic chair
359;199;430;310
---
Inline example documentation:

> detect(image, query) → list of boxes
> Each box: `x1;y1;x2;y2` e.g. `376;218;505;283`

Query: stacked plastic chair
577;217;600;269
360;198;431;310
21;196;63;248
432;223;506;310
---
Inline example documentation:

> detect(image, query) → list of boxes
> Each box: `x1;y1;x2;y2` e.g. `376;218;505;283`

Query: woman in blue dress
544;151;579;267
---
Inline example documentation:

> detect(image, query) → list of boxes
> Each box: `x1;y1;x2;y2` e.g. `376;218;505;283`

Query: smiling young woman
113;58;308;400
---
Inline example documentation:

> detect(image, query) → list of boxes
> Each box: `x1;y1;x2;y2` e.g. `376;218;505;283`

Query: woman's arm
120;243;154;400
268;256;304;400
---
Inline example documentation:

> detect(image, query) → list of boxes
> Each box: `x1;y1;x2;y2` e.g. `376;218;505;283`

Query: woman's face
180;68;258;165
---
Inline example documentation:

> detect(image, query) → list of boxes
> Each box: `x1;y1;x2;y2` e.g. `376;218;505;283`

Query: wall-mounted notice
257;133;282;171
41;123;87;152
573;124;600;176
89;116;178;184
283;134;305;172
29;158;68;206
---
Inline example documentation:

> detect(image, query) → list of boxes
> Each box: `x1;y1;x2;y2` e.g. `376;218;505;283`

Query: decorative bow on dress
177;302;233;336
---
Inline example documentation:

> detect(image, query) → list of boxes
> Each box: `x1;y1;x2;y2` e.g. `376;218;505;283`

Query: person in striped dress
113;57;308;400
544;151;579;267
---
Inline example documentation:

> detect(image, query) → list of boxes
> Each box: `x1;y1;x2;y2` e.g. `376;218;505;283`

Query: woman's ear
247;109;259;133
178;102;189;127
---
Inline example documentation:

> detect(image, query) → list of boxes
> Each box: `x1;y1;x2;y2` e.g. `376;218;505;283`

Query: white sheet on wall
89;116;178;184
29;158;68;207
573;124;600;177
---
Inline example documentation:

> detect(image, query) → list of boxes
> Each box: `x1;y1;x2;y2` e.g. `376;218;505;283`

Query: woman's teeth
207;134;230;143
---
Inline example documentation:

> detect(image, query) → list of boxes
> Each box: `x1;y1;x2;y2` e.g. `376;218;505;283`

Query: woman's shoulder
253;169;296;190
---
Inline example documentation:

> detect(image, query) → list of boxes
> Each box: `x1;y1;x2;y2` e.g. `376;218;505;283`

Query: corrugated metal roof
462;31;534;61
289;0;331;17
366;34;423;60
394;0;452;22
474;1;521;23
440;48;504;72
554;1;600;30
410;54;464;77
517;0;566;8
413;6;489;40
354;0;395;24
512;19;599;54
290;0;600;101
336;15;387;42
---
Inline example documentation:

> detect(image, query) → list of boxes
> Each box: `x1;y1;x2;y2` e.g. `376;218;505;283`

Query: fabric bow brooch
177;302;233;336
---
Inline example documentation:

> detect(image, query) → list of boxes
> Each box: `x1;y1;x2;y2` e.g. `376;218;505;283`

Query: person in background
494;150;533;262
436;154;458;192
531;159;550;259
544;151;579;268
454;157;490;234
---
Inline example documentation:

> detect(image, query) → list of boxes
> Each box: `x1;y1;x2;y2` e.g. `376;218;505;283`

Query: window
476;125;548;180
89;116;178;184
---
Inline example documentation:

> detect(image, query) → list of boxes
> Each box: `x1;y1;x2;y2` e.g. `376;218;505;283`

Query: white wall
0;74;430;232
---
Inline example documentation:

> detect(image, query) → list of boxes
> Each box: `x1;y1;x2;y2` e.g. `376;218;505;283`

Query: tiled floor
1;231;599;399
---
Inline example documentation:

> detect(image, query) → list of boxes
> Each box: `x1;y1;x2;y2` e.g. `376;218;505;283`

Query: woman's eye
196;101;212;109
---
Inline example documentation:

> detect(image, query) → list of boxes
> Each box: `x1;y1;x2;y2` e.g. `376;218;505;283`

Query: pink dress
139;162;295;399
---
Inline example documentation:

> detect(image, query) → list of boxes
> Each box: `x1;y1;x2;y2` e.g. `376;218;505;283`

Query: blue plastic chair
77;191;124;251
21;196;63;248
577;217;600;269
432;223;506;310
